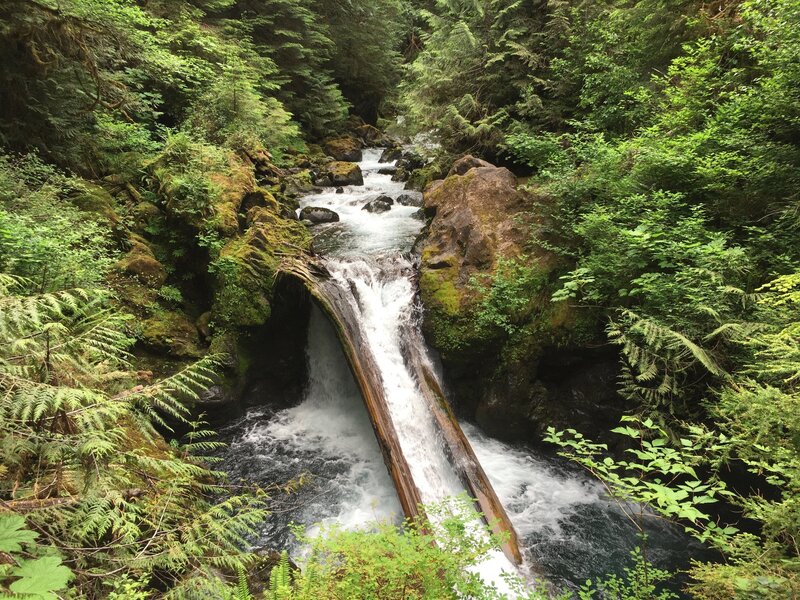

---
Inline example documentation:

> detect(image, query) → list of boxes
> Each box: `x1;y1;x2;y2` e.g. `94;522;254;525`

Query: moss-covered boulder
315;162;363;187
67;182;122;230
140;310;203;358
354;124;389;146
130;201;163;230
211;205;311;329
323;136;363;162
417;156;617;443
115;234;168;288
418;162;529;359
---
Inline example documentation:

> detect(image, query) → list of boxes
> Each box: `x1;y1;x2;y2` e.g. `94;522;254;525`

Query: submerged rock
323;136;363;162
315;161;364;187
362;195;394;213
299;206;340;224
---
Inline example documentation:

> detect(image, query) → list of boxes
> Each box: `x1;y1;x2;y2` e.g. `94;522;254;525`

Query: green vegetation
402;0;800;597
1;0;799;597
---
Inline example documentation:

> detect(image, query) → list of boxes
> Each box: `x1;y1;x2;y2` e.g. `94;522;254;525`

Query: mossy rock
140;310;204;358
316;162;363;187
208;160;258;237
323;136;363;162
353;124;389;146
67;182;121;229
283;169;316;196
212;206;311;328
115;235;168;288
130;201;163;230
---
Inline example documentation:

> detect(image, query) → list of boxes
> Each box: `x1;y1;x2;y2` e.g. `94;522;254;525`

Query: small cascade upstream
217;148;703;594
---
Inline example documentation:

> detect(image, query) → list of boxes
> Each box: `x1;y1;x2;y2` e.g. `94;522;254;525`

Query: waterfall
217;149;700;593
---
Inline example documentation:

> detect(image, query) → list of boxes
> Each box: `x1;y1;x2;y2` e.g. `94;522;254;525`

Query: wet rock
362;195;394;213
379;147;403;163
447;154;494;177
396;192;423;207
315;162;364;187
336;187;344;194
354;124;389;146
378;167;396;175
323;136;363;162
299;206;340;224
196;384;237;408
397;151;427;172
411;208;426;220
474;351;622;443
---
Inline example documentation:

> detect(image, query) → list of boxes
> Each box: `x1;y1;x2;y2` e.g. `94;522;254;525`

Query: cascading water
217;149;703;594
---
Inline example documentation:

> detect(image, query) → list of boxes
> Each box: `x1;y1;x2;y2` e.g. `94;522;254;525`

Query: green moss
211;205;310;329
139;310;203;358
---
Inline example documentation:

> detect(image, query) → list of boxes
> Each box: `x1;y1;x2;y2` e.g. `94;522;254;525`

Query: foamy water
217;149;700;594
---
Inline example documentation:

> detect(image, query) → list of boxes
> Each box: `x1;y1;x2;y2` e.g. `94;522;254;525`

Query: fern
609;309;727;410
0;277;266;597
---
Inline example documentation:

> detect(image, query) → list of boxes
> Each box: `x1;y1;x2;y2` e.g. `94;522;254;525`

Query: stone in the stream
396;193;423;207
299;206;340;224
323;136;363;162
379;147;403;163
314;161;364;187
335;187;344;194
362;195;393;213
378;167;396;175
411;208;426;220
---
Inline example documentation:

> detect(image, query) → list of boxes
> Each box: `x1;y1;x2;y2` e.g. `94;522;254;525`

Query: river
216;149;701;594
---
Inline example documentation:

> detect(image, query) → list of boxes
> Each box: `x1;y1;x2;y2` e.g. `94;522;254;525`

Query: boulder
379;147;403;163
335;187;344;194
323;136;363;162
411;208;426;220
299;206;340;224
354;124;389;146
448;155;493;177
378;167;396;175
315;162;364;187
396;193;423;207
362;195;394;213
140;310;203;358
417;160;529;363
115;235;168;288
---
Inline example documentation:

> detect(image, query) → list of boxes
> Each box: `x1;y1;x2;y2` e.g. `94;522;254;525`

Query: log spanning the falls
401;324;523;565
279;257;522;566
279;258;424;519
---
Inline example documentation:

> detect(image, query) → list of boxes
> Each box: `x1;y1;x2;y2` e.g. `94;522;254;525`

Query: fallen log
401;325;523;565
278;259;424;520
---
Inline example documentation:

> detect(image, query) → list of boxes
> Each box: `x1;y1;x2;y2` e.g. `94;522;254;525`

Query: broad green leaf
0;515;36;553
10;557;72;599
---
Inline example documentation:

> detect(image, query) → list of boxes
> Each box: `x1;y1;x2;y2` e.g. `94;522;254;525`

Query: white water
217;149;700;594
296;150;525;592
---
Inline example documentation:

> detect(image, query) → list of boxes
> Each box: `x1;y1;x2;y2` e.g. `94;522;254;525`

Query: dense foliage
2;0;799;597
401;0;800;597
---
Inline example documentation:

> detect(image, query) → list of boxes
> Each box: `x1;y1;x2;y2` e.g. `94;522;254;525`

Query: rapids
217;149;702;593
